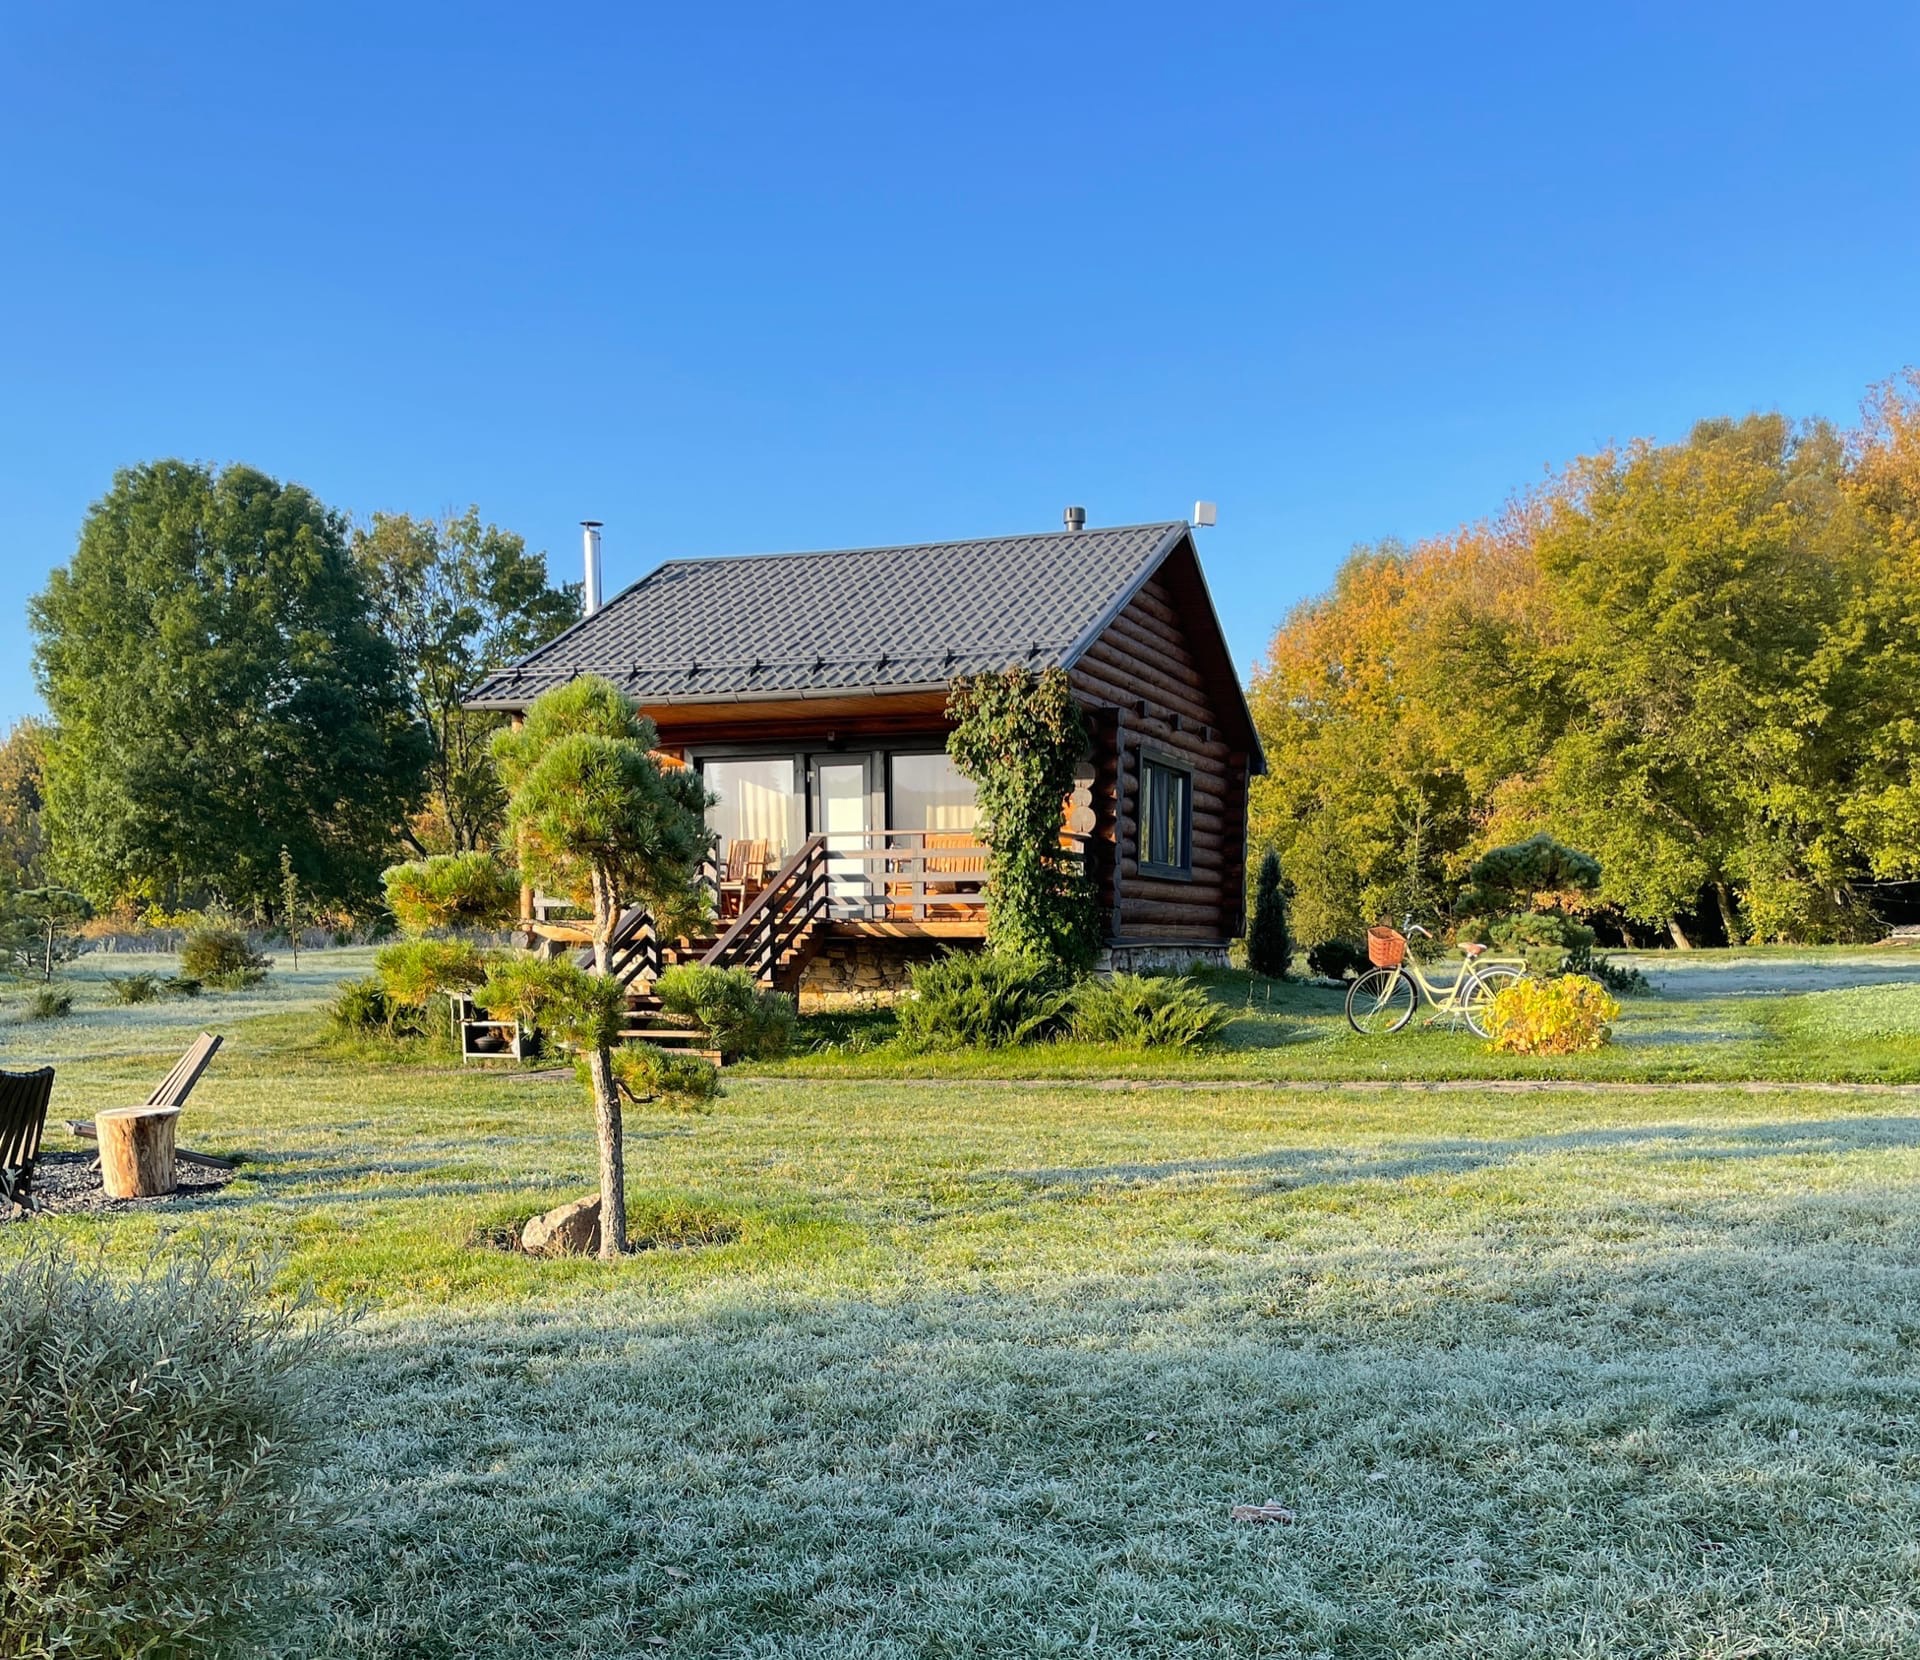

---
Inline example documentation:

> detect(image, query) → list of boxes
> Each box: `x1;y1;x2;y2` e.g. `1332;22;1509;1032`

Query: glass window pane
702;757;801;859
1143;760;1191;871
890;752;978;835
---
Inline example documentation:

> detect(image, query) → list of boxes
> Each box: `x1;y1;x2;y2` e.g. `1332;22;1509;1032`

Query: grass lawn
5;951;1920;1655
764;944;1920;1086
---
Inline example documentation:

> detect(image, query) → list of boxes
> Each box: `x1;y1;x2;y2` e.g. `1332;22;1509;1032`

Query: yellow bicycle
1345;919;1526;1037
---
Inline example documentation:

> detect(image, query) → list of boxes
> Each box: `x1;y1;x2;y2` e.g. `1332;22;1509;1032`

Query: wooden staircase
602;838;833;1058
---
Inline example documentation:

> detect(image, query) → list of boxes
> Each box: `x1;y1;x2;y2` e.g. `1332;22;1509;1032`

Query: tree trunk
1668;918;1693;950
586;1045;626;1257
591;867;615;978
1713;882;1741;947
97;1107;180;1198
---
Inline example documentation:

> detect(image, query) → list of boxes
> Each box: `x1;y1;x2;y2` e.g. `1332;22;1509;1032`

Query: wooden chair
888;833;987;920
0;1067;55;1214
65;1032;231;1171
717;839;770;918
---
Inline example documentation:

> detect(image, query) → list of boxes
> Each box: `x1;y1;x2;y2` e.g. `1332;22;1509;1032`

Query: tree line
8;460;580;924
1249;372;1920;948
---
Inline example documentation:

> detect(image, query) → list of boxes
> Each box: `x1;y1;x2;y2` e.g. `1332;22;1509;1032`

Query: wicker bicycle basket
1366;925;1408;969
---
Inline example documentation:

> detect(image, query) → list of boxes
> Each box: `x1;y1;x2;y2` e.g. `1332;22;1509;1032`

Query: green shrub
1070;972;1229;1047
1307;938;1368;981
1485;974;1620;1055
107;971;159;1005
24;986;72;1021
895;950;1072;1049
1246;850;1291;979
180;926;272;990
653;965;795;1062
328;976;393;1034
0;1246;328;1657
162;974;203;998
1591;955;1652;996
1459;910;1596;976
373;938;495;1013
607;1043;723;1108
382;852;520;935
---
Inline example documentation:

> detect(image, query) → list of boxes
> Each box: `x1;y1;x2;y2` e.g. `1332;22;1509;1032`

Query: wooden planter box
447;993;525;1064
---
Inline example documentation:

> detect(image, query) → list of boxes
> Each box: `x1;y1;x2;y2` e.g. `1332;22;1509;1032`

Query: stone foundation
1098;941;1234;975
797;935;977;1010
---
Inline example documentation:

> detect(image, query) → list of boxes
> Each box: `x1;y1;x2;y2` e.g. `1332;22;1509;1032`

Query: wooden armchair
717;839;770;918
1;1067;55;1214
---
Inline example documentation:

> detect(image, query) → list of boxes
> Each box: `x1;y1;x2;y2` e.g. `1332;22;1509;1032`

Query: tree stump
97;1107;180;1198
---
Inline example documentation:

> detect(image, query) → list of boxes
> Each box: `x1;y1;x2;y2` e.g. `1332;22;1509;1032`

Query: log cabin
466;515;1264;1005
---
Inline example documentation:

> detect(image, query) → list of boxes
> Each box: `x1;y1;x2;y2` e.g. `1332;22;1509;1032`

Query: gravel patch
6;1149;235;1218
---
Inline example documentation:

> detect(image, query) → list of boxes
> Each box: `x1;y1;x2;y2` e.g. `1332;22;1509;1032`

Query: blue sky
3;2;1917;727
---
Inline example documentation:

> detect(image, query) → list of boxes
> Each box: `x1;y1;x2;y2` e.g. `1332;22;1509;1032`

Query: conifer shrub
381;852;520;935
328;976;393;1034
24;986;72;1021
1070;972;1229;1047
0;1246;329;1658
607;1043;723;1108
1246;849;1291;979
108;971;160;1005
1306;938;1368;982
895;950;1073;1049
1485;974;1621;1055
373;938;495;1015
653;965;795;1062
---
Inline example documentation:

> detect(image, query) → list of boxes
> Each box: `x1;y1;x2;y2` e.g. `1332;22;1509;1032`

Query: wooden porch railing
700;835;831;984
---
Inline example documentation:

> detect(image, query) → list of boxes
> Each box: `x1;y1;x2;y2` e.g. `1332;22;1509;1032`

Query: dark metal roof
467;521;1197;709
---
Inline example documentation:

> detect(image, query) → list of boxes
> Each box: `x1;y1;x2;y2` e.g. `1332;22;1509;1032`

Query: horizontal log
1073;643;1215;717
1074;652;1220;732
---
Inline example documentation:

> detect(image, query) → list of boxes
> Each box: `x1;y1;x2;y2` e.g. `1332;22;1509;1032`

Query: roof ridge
644;520;1189;572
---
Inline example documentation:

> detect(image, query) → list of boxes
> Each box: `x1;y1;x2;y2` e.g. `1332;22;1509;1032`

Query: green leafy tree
946;666;1099;969
353;509;580;854
30;462;428;914
491;677;712;977
1246;849;1290;978
0;719;49;898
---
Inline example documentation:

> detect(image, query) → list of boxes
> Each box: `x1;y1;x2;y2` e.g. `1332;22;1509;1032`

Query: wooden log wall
1069;563;1251;946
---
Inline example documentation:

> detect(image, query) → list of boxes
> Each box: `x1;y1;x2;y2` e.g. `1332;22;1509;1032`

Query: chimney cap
1063;505;1087;532
580;518;604;529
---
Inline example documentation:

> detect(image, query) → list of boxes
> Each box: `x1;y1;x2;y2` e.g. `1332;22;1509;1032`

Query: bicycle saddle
1458;941;1486;957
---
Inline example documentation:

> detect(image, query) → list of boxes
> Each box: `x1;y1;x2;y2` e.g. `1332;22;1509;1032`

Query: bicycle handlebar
1403;918;1432;939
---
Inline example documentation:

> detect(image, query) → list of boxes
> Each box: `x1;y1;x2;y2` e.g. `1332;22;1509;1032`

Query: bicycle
1345;918;1526;1038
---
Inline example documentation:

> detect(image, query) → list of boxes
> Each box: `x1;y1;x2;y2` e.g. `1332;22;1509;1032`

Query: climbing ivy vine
946;666;1099;970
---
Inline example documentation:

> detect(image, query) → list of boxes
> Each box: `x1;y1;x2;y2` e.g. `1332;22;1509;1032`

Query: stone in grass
1229;1500;1296;1525
520;1194;602;1257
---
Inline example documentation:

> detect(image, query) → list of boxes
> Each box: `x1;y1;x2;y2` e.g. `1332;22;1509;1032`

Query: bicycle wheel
1462;965;1524;1038
1347;967;1416;1035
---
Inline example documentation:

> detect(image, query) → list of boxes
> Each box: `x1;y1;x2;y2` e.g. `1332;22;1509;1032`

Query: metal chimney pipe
581;521;604;616
1063;505;1087;532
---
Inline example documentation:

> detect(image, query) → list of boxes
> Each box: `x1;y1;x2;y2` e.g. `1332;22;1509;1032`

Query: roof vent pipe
1063;505;1086;532
581;521;604;616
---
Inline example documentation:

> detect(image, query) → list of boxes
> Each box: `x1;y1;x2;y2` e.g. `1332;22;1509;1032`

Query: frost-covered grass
768;963;1920;1084
1785;981;1920;1041
5;964;1920;1655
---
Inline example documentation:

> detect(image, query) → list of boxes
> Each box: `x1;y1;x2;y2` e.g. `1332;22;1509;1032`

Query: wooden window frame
1137;749;1194;880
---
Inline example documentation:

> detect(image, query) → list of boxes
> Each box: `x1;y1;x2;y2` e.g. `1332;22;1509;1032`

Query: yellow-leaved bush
1485;974;1621;1055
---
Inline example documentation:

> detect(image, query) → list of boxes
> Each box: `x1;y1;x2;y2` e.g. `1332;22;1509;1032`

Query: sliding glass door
813;756;872;916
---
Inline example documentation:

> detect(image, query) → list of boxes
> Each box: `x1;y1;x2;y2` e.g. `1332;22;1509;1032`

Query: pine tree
1247;849;1290;979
